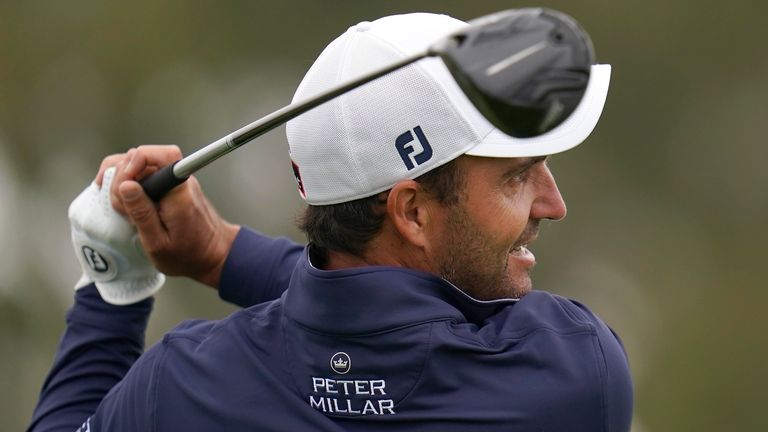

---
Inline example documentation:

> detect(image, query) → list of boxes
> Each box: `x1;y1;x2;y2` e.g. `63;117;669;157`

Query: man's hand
96;145;240;288
69;166;166;304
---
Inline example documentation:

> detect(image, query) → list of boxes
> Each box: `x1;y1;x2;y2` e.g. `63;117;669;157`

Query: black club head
431;8;596;138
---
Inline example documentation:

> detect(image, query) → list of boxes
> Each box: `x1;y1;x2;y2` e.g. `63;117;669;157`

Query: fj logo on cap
395;126;433;170
330;352;351;374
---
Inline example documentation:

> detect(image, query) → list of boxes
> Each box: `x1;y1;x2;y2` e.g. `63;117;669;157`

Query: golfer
29;12;632;432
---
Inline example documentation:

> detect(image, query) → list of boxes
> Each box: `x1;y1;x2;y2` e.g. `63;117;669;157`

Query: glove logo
395;126;433;170
81;246;109;273
330;352;351;375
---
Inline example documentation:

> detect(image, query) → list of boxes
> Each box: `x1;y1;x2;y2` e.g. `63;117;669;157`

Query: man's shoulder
161;298;285;349
90;297;299;431
147;299;292;422
491;290;608;336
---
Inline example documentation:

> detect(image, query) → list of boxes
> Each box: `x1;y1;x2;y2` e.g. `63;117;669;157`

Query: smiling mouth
510;222;540;257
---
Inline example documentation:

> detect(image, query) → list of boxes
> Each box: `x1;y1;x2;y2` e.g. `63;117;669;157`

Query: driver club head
430;8;596;138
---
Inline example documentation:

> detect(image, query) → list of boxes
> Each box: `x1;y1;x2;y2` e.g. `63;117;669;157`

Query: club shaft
172;51;428;179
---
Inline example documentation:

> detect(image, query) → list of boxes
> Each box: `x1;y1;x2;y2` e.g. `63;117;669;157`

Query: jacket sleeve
27;285;153;432
28;227;302;431
80;338;166;432
218;226;304;308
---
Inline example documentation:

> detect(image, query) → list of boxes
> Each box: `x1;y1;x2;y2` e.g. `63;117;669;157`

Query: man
29;12;632;432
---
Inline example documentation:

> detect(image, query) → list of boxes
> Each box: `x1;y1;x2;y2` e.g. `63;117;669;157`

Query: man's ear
386;180;434;249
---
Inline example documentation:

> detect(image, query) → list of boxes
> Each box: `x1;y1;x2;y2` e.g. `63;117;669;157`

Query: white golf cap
287;12;611;205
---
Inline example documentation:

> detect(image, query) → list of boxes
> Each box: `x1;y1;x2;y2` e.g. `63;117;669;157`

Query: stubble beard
436;205;532;301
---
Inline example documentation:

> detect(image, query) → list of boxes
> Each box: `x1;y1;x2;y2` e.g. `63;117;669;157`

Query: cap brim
465;64;611;158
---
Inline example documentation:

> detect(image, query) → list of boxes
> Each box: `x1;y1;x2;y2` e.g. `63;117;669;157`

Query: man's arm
30;146;302;430
218;226;303;307
28;285;153;432
105;145;304;305
27;227;302;431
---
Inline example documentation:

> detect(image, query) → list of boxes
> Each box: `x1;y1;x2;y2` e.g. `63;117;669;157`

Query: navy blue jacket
29;228;633;431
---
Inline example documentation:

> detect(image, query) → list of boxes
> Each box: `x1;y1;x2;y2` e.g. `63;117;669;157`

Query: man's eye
510;169;530;183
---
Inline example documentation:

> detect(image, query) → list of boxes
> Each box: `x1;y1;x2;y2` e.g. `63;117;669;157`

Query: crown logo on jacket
330;352;351;374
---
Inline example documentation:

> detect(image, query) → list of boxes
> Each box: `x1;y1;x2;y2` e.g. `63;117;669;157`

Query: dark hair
298;159;464;262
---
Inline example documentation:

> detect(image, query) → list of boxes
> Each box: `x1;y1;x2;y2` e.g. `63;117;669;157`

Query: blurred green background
1;1;766;430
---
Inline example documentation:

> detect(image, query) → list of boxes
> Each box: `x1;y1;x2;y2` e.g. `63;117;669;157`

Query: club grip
140;161;188;201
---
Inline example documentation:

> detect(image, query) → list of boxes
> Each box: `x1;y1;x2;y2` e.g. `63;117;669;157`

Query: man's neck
321;238;433;274
323;251;374;270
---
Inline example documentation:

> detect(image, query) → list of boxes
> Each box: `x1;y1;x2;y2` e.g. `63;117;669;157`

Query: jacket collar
283;248;518;334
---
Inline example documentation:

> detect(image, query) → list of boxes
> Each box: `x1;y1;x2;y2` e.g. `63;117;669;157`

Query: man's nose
531;165;567;221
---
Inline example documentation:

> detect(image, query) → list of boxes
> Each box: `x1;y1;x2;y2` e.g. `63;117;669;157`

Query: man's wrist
194;223;241;289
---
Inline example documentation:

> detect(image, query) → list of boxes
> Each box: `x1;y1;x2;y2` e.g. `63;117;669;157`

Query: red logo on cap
291;160;306;198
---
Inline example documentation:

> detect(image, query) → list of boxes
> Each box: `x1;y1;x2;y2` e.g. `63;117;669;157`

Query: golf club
140;8;596;201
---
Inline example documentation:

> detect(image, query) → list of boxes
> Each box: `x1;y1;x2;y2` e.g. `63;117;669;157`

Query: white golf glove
69;167;165;305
